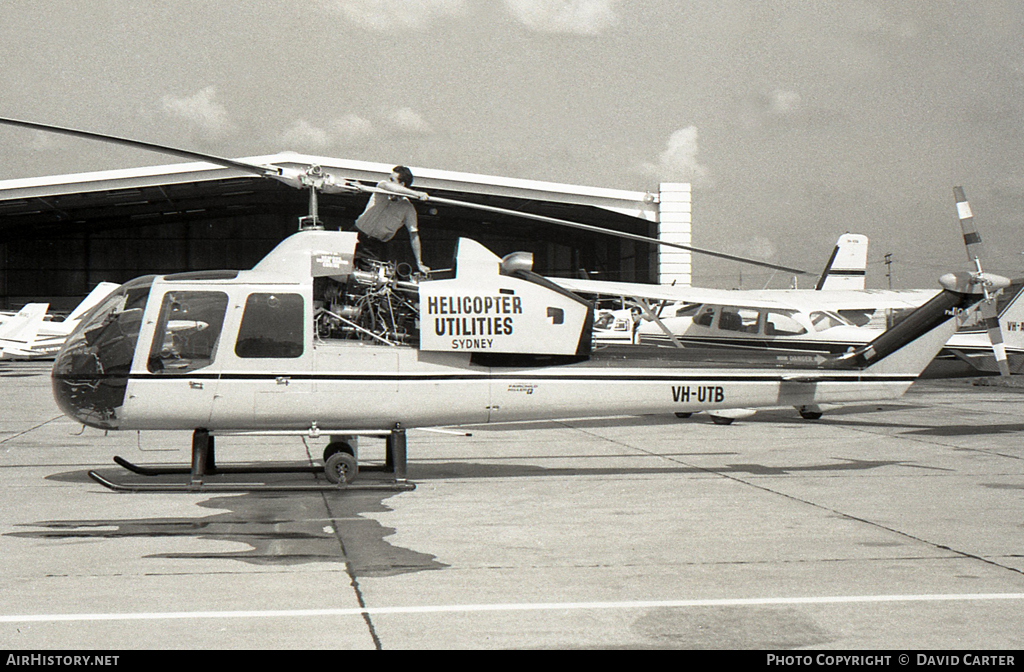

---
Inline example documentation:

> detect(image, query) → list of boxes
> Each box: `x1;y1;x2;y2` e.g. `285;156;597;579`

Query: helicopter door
223;291;314;428
131;290;229;427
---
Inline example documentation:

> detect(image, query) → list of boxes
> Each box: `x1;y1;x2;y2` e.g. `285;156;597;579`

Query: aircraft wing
548;277;797;310
752;288;941;311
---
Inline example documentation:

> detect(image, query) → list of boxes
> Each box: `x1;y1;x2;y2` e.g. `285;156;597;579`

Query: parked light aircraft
590;232;877;345
0;116;1005;492
594;278;1022;376
0;303;50;359
583;189;1020;385
0;283;120;360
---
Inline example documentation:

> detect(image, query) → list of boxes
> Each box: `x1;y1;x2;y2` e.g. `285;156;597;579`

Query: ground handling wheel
798;406;824;420
325;451;359;485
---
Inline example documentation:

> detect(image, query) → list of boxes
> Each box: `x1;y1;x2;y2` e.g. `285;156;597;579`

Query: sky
2;0;1023;289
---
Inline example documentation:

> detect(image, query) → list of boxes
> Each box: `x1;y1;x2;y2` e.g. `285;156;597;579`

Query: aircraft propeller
0;116;808;276
953;186;1011;376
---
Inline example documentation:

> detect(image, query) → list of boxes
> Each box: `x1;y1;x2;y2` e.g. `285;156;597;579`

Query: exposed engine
314;258;421;346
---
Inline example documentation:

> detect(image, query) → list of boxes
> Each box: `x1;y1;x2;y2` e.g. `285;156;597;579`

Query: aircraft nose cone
51;351;125;430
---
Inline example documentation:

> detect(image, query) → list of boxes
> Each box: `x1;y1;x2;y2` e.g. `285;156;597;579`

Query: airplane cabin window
147;291;229;373
674;303;700;318
719;306;760;333
235;293;305;358
764;310;806;336
694;307;715;327
809;311;846;331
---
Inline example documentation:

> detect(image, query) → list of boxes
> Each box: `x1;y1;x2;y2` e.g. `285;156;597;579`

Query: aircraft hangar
0;153;691;312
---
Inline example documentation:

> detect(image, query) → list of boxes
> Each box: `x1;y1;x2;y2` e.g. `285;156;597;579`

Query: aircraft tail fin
815;234;868;290
0;303;50;345
64;282;120;324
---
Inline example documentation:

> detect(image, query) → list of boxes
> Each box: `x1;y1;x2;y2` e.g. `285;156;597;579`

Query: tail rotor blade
954;186;986;270
953;187;1009;375
980;299;1011;376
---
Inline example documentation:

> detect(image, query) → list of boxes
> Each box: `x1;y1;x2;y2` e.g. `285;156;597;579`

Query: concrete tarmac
1;360;1022;650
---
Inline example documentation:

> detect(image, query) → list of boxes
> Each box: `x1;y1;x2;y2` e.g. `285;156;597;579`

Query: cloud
279;114;377;151
160;86;234;137
638;126;711;186
387;107;433;135
768;89;802;116
278;110;431;151
330;114;375;144
503;0;620;35
739;88;810;130
322;0;468;31
732;235;778;262
280;119;334;151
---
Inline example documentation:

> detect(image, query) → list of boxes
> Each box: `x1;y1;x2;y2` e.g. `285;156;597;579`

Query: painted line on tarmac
2;593;1024;623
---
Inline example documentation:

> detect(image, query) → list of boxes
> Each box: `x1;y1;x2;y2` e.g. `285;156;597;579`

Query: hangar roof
0;152;659;225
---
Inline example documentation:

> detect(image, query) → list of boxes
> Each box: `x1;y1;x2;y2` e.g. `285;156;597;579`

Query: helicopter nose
49;276;154;430
52;349;126;430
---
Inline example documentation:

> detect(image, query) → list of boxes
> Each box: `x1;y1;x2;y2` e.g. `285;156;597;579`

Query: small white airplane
0;116;1006;493
0;282;120;360
591;232;878;345
585;188;1020;383
0;303;50;359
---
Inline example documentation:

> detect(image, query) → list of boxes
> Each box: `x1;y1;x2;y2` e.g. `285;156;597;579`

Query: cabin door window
146;291;229;373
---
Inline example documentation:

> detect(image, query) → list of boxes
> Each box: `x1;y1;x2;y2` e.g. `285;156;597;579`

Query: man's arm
377;180;429;201
409;228;428;274
405;208;429;274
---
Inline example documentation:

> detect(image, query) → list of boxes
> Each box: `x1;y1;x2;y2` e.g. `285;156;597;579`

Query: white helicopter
0;117;1007;492
0;282;120;360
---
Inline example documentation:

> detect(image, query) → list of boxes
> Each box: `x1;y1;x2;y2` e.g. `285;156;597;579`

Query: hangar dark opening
0;169;660;312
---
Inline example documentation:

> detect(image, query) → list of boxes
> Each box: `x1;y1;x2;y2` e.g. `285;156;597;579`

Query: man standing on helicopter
353;165;430;275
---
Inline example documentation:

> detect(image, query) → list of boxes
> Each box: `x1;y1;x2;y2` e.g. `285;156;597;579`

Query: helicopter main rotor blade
0;116;279;178
421;194;808;276
1;116;807;275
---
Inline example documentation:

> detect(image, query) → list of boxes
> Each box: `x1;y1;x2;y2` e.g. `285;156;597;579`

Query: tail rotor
954;187;1011;376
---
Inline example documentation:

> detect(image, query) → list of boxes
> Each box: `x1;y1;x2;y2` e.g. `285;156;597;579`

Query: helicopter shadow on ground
461;402;924;435
8;468;447;577
407;456;914;480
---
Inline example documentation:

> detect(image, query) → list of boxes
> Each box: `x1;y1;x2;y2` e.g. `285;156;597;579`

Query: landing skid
89;426;415;493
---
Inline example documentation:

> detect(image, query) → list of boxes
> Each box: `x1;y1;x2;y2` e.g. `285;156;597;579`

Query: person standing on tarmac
354;165;430;275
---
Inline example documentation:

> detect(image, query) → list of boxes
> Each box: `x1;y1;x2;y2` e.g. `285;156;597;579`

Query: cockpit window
147;291;228;373
809;311;847;332
235;293;305;358
51;276;155;430
64;276;154;375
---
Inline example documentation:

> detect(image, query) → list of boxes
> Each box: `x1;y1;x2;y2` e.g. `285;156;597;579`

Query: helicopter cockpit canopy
52;276;156;429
